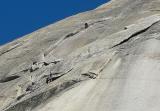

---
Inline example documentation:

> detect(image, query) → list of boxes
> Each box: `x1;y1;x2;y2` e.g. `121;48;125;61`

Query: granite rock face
1;0;160;111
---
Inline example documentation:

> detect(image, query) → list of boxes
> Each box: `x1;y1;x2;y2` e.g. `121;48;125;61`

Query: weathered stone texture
1;0;160;111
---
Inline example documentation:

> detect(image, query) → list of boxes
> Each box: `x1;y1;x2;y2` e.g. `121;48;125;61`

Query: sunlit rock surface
1;0;160;111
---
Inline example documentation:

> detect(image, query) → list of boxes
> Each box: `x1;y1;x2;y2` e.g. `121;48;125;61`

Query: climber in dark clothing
26;82;35;92
46;73;52;84
85;23;89;29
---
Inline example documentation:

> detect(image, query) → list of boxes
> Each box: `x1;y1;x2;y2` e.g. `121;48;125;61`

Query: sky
0;0;109;45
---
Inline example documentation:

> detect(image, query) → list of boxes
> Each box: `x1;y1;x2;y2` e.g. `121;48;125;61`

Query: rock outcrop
1;0;160;111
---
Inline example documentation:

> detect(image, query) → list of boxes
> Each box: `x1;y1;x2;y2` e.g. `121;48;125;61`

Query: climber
30;61;44;72
26;84;33;92
124;27;128;30
30;61;38;72
26;82;36;92
46;73;52;84
85;23;89;29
